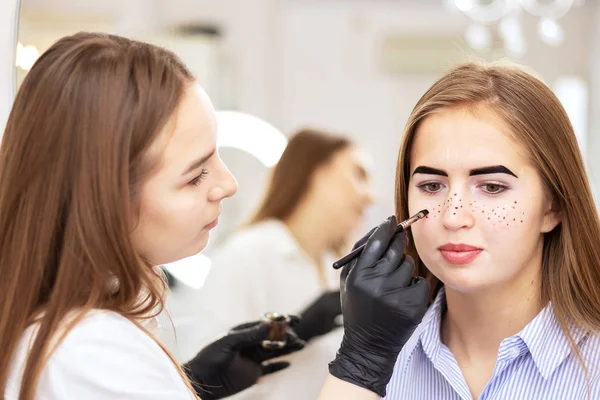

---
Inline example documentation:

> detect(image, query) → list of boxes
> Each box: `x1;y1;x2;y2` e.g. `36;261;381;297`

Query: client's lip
438;243;482;265
438;243;481;252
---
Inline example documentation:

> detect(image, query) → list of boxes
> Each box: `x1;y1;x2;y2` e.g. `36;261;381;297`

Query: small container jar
260;312;292;349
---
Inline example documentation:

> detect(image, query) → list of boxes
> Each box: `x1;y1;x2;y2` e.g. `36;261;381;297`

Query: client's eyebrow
469;165;518;178
412;165;518;178
412;166;447;176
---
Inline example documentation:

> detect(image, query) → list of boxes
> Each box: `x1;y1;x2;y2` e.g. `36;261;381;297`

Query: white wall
0;0;20;133
588;4;600;203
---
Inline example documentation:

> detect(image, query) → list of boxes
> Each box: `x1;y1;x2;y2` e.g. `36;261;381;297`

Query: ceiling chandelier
451;0;584;57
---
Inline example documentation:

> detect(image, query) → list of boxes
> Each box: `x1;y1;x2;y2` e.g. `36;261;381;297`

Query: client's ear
541;199;561;233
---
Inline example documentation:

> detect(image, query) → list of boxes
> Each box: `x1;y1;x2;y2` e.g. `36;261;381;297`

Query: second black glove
293;291;342;342
184;319;305;400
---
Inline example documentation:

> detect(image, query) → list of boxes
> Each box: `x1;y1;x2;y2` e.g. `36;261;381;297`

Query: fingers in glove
229;321;261;332
254;331;306;361
222;322;271;351
388;277;431;323
355;216;397;269
261;361;290;376
407;277;431;307
359;231;409;277
340;262;352;286
287;314;301;327
382;254;415;289
283;331;306;351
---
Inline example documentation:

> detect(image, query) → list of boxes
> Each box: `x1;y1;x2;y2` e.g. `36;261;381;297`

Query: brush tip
420;209;429;217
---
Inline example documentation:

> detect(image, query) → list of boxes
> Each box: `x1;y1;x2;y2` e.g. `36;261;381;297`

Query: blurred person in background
192;128;375;400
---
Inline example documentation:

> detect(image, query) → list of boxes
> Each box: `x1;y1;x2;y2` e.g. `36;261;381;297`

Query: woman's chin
194;233;210;254
160;235;210;266
431;268;492;294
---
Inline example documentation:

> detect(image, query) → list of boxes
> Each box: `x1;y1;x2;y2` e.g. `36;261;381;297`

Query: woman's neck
283;204;332;270
441;267;543;361
441;274;544;399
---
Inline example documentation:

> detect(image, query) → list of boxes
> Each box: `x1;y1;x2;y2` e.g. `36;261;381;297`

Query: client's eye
481;183;508;195
418;182;443;194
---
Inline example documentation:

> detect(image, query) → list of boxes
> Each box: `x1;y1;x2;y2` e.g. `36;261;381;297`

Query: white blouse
6;310;196;400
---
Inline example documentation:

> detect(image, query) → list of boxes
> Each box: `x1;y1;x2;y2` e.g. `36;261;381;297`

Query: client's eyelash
417;182;509;197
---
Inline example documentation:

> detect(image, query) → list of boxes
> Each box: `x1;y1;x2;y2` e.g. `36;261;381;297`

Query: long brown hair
0;32;199;398
395;61;600;369
248;128;351;225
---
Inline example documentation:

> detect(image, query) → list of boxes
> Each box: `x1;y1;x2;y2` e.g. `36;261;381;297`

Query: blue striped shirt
384;287;600;399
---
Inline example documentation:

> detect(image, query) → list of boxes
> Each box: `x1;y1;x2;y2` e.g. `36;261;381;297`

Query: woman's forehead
409;107;530;174
146;85;217;179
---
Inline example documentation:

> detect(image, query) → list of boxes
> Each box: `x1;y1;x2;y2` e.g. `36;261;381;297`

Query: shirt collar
417;287;447;367
517;302;588;380
404;287;588;380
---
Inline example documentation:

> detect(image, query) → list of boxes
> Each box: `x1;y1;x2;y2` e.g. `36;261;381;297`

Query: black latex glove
184;319;305;400
293;291;342;342
328;215;430;397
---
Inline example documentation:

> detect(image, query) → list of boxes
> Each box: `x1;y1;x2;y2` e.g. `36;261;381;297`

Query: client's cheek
473;199;528;229
411;198;453;220
409;219;436;253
